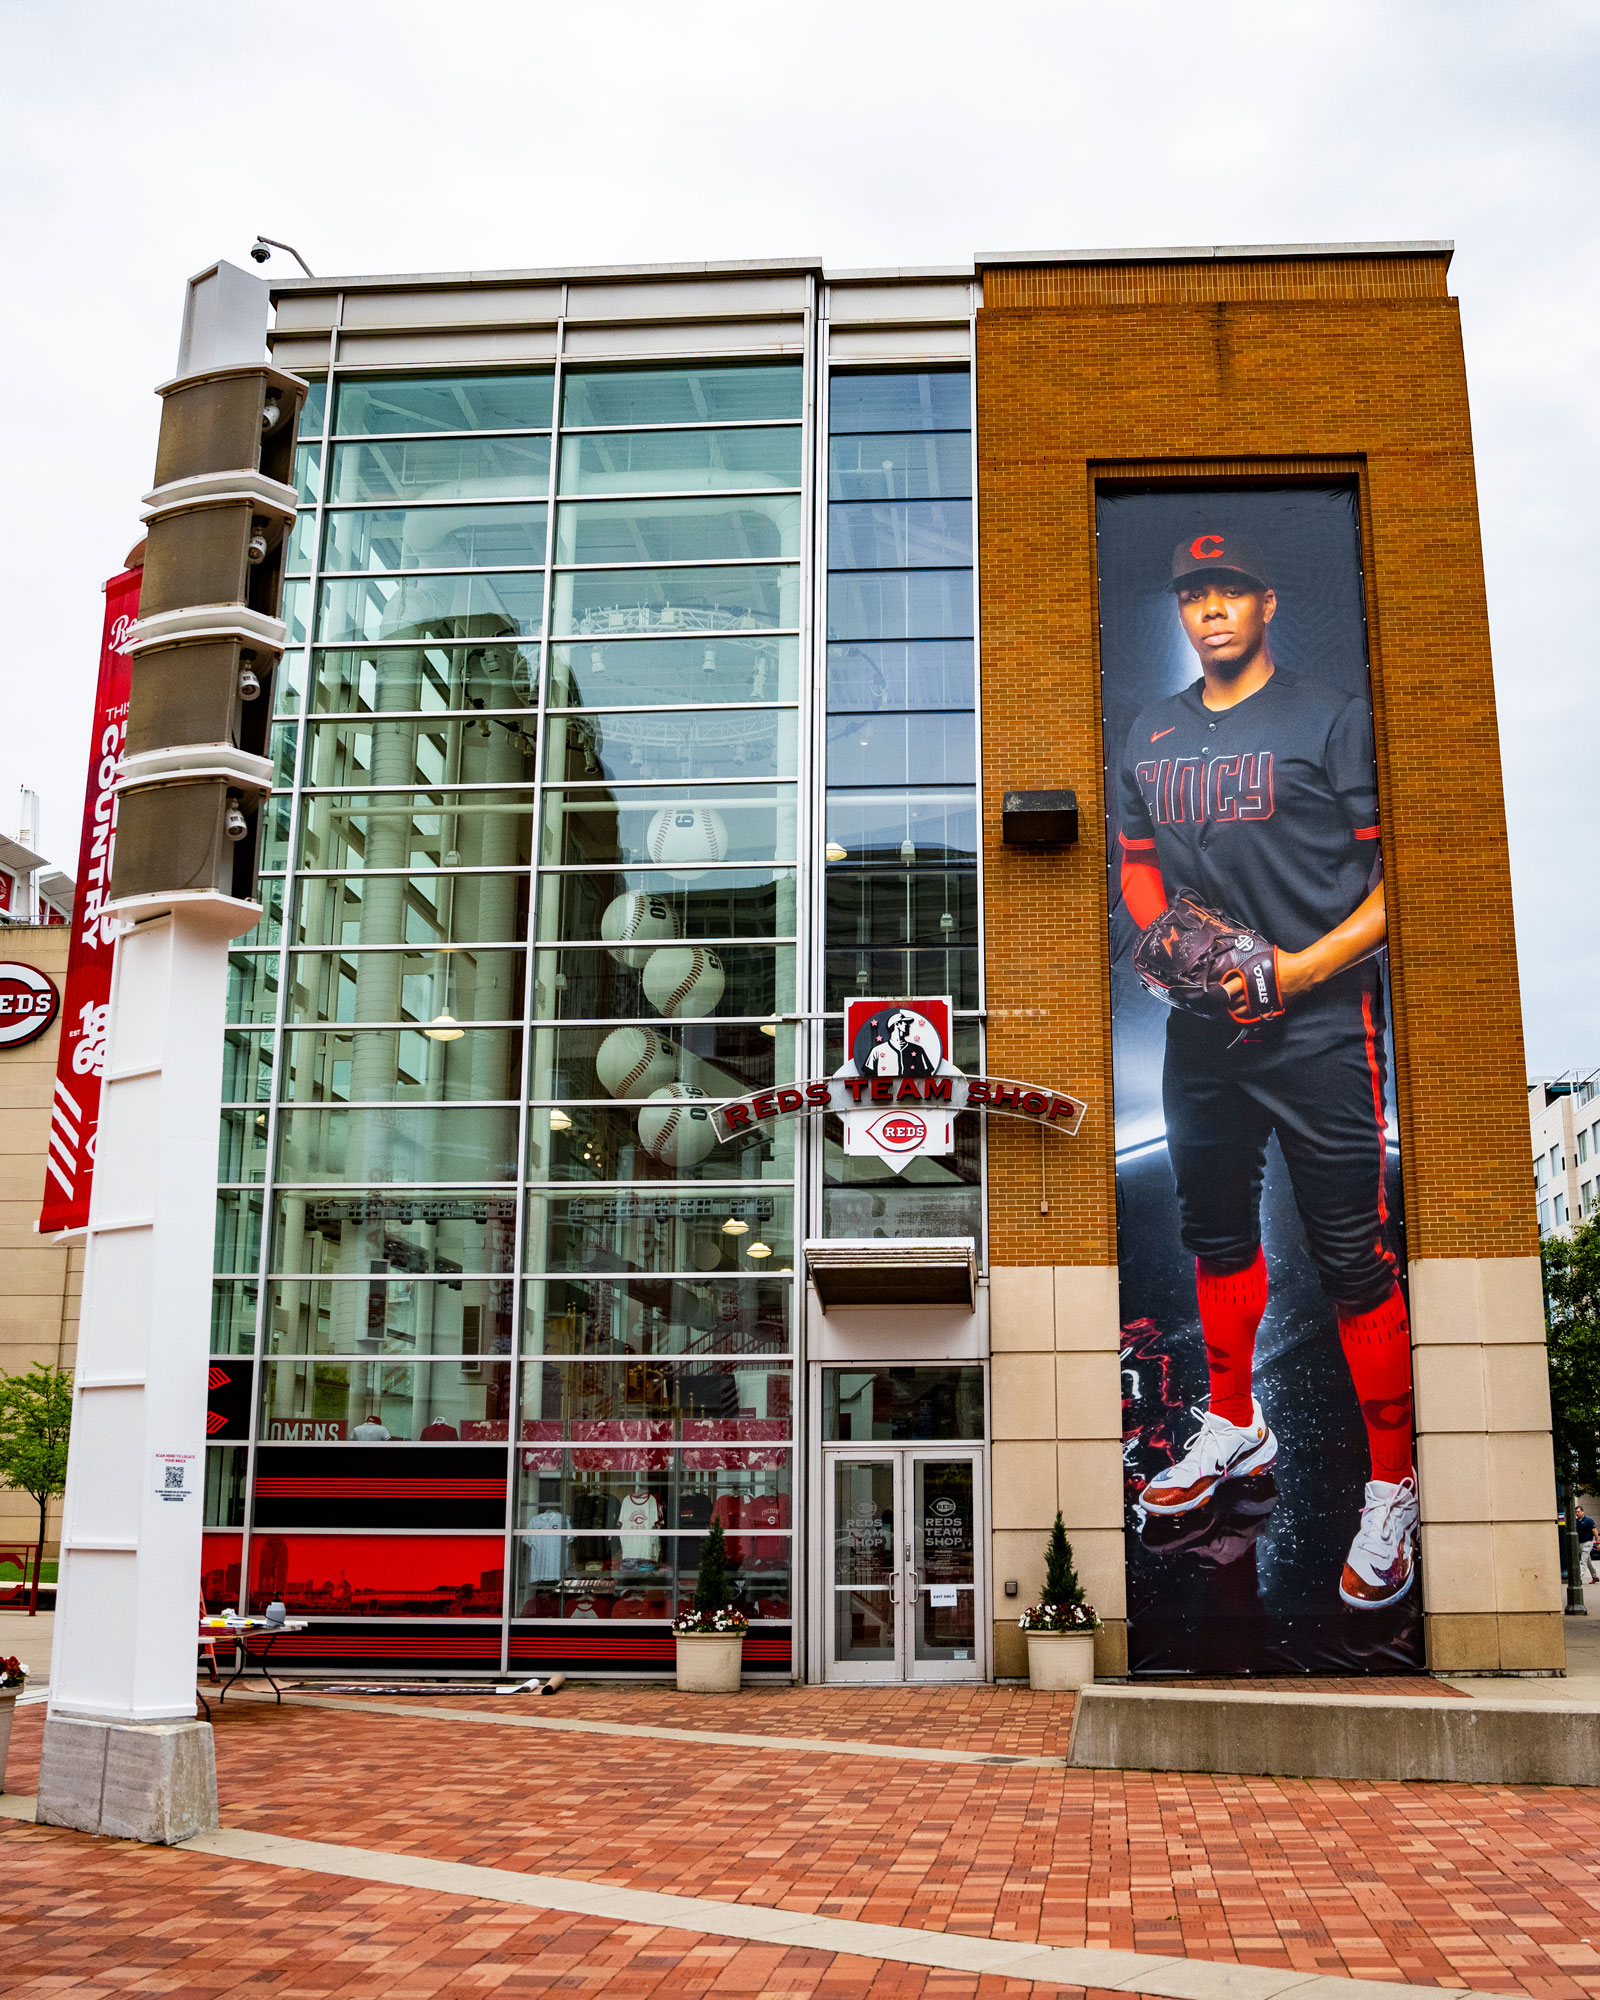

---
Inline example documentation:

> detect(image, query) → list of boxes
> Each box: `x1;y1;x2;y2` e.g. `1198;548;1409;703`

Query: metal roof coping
974;240;1454;268
268;255;827;297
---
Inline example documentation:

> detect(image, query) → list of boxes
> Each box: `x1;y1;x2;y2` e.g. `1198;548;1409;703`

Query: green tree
1041;1510;1086;1609
693;1517;734;1614
0;1364;73;1560
1542;1215;1600;1488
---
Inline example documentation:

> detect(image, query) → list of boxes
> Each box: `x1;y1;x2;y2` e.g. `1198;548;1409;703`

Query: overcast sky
4;0;1595;1072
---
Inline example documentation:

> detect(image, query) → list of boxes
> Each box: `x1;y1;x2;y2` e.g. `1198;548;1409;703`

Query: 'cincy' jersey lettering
1133;751;1275;827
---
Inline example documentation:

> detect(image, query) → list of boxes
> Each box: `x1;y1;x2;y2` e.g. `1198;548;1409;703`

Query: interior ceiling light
746;1241;772;1259
825;841;848;862
424;1012;464;1042
759;1015;781;1038
721;1217;749;1235
776;1265;793;1275
549;1108;572;1130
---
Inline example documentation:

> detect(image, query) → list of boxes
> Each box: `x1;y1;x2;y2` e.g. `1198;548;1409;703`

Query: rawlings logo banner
39;567;137;1234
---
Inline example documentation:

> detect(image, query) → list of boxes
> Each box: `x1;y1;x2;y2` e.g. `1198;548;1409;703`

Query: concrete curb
1068;1686;1600;1785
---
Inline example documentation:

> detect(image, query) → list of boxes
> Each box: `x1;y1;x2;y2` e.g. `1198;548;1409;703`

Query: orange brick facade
976;251;1536;1272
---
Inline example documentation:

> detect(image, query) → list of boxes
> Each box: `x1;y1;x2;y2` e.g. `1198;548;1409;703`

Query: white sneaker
1139;1400;1277;1516
1339;1475;1419;1609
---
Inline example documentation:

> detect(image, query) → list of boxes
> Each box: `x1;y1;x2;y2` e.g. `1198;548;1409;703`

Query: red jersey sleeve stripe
1118;831;1157;852
1353;824;1381;841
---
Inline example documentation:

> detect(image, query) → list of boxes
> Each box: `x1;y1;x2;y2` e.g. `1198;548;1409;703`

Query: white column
39;890;259;1842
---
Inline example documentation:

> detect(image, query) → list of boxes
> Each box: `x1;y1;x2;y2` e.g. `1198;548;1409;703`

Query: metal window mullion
557;417;804;436
239;296;342;1605
965;298;989;1277
321;490;550;510
317;564;548;579
786;275;824;1685
498;316;565;1673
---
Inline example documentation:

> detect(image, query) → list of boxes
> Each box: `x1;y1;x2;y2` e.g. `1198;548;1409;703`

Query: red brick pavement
5;1686;1600;1998
304;1682;1083;1755
0;1821;1051;1999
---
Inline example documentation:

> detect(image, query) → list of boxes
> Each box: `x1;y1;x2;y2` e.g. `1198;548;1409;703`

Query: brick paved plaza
6;1679;1600;1999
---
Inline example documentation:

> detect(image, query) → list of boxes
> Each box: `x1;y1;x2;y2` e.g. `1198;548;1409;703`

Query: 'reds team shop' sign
710;995;1086;1171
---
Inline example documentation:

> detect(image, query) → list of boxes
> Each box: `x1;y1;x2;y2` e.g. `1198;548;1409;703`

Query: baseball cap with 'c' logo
1169;530;1271;591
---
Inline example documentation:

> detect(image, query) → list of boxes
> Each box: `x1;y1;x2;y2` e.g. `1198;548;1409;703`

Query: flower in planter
672;1519;751;1636
0;1655;29;1690
1017;1512;1101;1633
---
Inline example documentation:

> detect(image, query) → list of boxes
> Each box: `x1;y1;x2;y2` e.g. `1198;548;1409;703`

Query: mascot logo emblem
838;997;958;1173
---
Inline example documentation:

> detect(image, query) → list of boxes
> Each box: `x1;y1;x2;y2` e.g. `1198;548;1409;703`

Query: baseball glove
1131;889;1285;1032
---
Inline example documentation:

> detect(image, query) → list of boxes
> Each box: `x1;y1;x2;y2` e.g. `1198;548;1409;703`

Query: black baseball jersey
1117;670;1380;968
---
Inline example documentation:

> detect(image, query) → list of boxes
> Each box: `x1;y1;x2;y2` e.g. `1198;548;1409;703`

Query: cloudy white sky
4;0;1595;1071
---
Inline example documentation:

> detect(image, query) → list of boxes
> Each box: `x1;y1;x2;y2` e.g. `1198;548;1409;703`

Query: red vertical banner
39;568;138;1234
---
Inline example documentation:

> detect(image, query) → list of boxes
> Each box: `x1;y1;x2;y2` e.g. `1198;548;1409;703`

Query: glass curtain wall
821;370;982;1242
208;360;806;1670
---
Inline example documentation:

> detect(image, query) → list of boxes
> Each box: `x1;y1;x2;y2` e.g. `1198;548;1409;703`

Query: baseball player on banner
1116;529;1416;1611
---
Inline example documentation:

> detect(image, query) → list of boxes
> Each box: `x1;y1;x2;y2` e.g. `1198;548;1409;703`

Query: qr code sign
152;1454;195;1501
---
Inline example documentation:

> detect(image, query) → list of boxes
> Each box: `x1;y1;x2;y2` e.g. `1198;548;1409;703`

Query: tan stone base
993;1617;1026;1679
1426;1610;1566;1674
37;1715;218;1844
993;1617;1127;1680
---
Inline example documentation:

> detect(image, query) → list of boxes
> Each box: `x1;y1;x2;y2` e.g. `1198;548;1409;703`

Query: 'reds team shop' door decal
1098;485;1421;1676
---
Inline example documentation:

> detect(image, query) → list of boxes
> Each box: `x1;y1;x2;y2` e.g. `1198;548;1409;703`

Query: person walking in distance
1117;529;1416;1610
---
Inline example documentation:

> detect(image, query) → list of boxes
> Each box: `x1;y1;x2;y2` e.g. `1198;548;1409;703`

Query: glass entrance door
825;1450;982;1682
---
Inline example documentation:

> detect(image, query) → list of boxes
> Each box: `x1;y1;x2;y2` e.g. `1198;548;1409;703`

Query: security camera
250;239;271;265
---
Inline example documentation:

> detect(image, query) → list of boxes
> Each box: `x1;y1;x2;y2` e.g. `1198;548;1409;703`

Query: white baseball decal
637;1082;719;1168
594;1025;679;1098
645;805;728;882
600;891;680;969
641;945;725;1019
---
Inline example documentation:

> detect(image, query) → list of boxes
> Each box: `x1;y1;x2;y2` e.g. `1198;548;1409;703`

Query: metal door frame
818;1443;987;1684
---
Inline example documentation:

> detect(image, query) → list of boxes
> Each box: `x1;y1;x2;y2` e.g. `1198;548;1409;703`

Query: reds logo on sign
868;1112;927;1152
0;963;60;1049
838;997;956;1172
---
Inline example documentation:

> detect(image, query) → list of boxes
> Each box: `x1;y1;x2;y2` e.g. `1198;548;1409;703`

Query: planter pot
1026;1630;1097;1692
675;1631;745;1693
0;1689;19;1793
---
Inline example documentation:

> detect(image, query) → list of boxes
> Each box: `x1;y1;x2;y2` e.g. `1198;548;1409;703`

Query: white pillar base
37;1713;218;1844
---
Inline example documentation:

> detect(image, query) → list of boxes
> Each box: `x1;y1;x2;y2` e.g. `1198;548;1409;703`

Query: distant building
1530;1076;1600;1236
0;832;71;927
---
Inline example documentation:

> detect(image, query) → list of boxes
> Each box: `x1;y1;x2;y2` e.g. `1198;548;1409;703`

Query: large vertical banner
1100;488;1421;1675
39;568;138;1235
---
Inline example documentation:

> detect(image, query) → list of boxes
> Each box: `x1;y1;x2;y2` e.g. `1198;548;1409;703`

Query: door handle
889;1572;901;1606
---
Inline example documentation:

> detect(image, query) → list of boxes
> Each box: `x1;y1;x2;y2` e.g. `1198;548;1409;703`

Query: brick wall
976;254;1536;1270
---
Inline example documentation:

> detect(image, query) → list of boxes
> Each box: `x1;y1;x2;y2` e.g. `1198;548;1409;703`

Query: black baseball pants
1160;985;1399;1314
